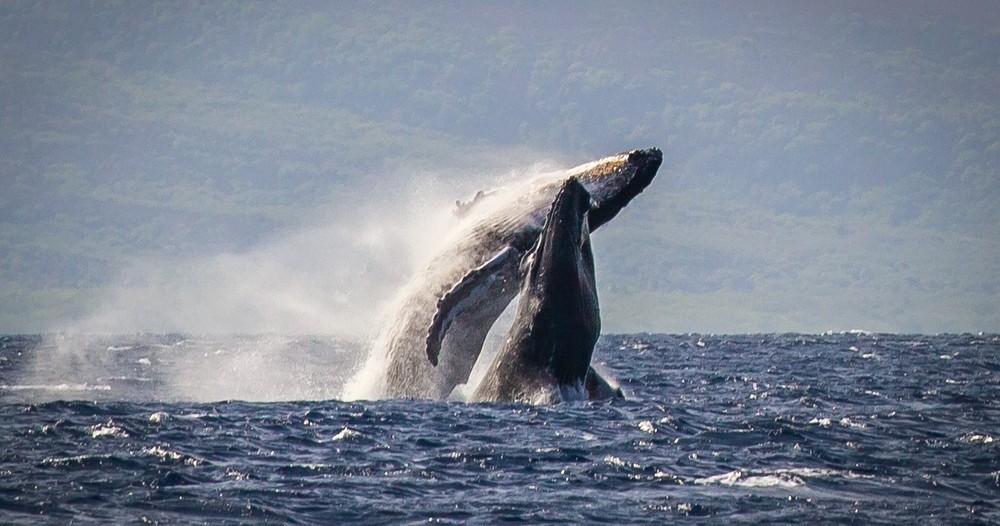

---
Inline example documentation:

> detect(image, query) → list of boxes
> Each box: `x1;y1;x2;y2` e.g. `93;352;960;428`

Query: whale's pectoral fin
426;246;520;366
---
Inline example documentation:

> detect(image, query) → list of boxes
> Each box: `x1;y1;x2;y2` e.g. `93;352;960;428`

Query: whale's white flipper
426;246;519;366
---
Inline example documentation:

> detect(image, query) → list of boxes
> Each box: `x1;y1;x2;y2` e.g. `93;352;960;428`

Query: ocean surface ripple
1;333;998;524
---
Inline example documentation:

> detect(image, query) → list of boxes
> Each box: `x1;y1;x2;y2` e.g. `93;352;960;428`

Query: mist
17;156;580;402
53;170;487;337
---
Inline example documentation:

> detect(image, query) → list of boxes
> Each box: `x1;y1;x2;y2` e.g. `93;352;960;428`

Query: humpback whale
472;178;601;404
348;148;661;400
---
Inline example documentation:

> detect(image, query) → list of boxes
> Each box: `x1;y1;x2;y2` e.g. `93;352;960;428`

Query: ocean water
1;333;998;524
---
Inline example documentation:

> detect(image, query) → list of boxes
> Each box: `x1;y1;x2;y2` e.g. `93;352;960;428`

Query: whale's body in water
346;148;661;401
472;178;601;404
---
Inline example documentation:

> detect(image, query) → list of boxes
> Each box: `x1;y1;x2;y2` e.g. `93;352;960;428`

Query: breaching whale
471;178;601;404
346;148;661;400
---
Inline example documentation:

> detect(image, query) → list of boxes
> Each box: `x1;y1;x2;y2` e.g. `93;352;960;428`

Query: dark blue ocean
1;333;998;525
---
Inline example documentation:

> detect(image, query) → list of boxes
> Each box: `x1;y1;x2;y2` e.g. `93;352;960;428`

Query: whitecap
653;470;681;482
737;473;806;488
603;455;640;469
142;446;202;466
695;470;743;486
695;468;838;488
91;421;128;439
226;467;250;480
839;417;867;429
179;412;213;420
638;420;657;434
331;426;361;442
40;454;112;467
143;446;183;462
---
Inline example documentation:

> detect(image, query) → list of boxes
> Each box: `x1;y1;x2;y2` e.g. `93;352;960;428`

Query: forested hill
1;2;998;333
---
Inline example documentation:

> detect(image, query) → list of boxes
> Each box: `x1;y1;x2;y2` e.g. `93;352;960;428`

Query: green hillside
1;1;998;332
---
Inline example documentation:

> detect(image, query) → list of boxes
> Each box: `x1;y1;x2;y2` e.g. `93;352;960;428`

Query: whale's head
564;147;662;231
454;147;662;231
